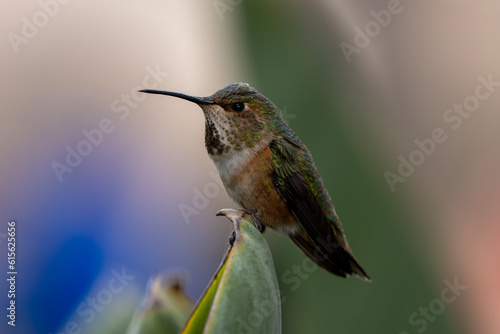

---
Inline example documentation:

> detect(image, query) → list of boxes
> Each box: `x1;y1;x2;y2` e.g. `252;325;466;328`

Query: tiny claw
242;209;265;233
258;224;266;233
228;231;236;246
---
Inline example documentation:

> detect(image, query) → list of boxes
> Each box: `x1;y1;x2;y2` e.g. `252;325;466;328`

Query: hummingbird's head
140;83;283;156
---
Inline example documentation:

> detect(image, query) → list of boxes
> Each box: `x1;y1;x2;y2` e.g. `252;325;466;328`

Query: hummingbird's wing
270;136;370;280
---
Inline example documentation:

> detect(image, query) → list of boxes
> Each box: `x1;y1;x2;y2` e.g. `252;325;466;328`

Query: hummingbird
140;83;370;281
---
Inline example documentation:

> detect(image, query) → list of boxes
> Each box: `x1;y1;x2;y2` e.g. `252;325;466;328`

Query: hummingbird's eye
230;102;245;112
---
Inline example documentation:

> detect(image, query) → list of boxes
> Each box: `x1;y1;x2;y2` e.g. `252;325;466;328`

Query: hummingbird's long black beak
139;89;215;105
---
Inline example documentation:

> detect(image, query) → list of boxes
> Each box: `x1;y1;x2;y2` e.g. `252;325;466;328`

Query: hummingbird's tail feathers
277;169;370;281
348;254;371;282
270;137;370;280
290;233;346;278
290;233;371;281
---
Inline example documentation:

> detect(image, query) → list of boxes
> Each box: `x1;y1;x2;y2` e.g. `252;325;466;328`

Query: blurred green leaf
182;209;281;334
126;272;194;334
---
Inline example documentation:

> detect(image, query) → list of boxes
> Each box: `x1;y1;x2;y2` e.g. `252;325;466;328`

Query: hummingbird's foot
242;209;265;233
228;230;236;246
256;222;266;233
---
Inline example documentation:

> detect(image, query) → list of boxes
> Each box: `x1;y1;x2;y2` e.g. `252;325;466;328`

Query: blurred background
1;0;500;333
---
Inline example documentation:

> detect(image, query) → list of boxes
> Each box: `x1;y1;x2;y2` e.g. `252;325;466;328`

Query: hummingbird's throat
204;117;228;155
203;108;266;156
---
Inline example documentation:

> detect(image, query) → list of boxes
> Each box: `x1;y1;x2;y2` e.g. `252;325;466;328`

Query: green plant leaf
181;209;282;334
126;272;194;334
181;251;229;333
